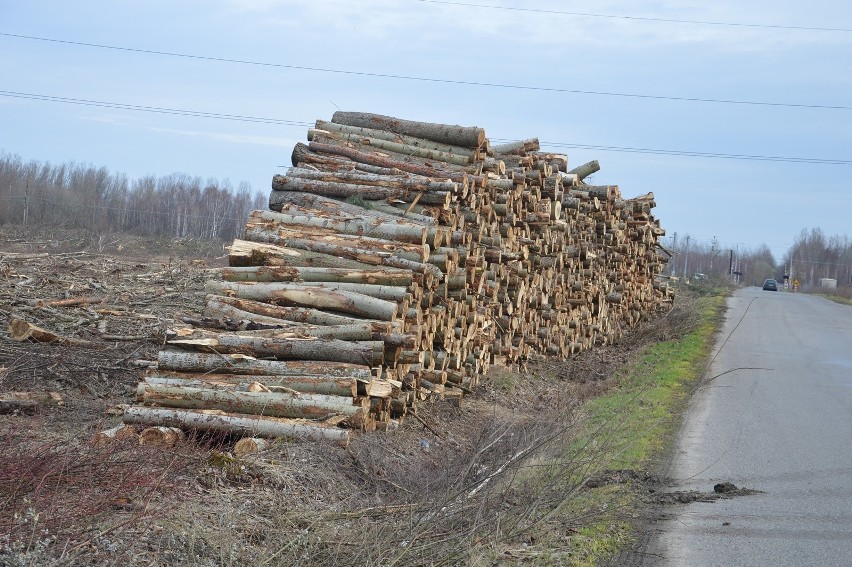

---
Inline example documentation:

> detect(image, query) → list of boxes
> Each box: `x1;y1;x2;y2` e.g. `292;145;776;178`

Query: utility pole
709;237;718;272
670;232;678;275
682;235;691;279
23;181;29;227
729;249;734;282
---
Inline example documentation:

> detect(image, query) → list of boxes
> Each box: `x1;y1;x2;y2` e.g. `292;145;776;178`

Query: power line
530;140;852;165
2;89;851;166
413;0;852;33
1;31;850;111
0;90;312;127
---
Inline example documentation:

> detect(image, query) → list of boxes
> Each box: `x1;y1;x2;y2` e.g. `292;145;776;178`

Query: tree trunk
568;160;600;181
492;138;540;154
176;317;414;347
228;239;376;270
308;128;473;166
138;426;185;447
92;424;138;447
209;265;414;287
8;319;93;346
244;223;430;263
242;229;443;278
268;188;438;226
330;111;485;148
136;383;368;425
250;207;430;246
583;185;619;201
157;349;373;379
204;281;399;320
122;406;352;446
308;141;474;185
168;335;386;366
315;120;479;160
144;371;359;398
207;280;410;303
272;175;453;206
0;391;64;414
205;294;361;326
233;437;269;457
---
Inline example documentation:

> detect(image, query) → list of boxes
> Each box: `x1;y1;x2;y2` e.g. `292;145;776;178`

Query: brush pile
122;112;673;445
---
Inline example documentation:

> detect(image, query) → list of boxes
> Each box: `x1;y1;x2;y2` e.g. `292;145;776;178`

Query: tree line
0;152;266;241
782;228;852;290
665;229;851;291
664;234;777;287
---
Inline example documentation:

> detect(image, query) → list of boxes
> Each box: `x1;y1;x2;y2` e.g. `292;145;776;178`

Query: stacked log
125;111;673;444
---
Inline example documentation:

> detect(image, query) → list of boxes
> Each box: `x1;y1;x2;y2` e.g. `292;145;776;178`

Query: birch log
168;335;386;366
208;265;414;287
144;371;359;397
123;406;352;446
330;111;486;148
205;294;361;326
315;120;478;159
249;208;430;246
203;282;398;320
136;383;368;425
157;350;373;379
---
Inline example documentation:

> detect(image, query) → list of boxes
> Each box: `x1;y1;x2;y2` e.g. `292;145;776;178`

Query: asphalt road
644;287;852;566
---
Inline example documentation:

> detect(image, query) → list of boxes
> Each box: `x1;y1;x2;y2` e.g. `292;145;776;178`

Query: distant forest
0;152;266;241
1;151;849;291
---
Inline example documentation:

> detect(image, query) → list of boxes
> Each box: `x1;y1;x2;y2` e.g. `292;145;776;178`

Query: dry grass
0;230;708;566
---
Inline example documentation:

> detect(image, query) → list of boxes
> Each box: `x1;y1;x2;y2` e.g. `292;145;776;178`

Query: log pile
125;111;673;443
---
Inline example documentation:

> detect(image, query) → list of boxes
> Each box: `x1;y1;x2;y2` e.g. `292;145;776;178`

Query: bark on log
0;391;64;414
168;335;386;366
492;138;540;154
310;136;481;177
192;309;300;332
268;188;438;225
308;141;474;184
157;350;373;379
308;128;473;166
205;294;360;326
137;383;368;426
272;175;452;206
209;265;414;287
123;406;352;446
330;111;485;148
138;426;185;447
145;371;359;398
177;317;413;347
250;207;430;245
228;239;375;270
8;319;92;346
242;229;442;278
315;120;478;159
233;437;269;457
568;160;600;181
92;424;138;447
244;224;429;263
208;280;409;303
361;201;444;225
204;281;398;320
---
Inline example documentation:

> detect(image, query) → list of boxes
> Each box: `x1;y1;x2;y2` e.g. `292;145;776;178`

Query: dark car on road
763;278;778;291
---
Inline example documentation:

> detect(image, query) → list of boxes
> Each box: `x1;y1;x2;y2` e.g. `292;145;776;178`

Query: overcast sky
2;0;850;261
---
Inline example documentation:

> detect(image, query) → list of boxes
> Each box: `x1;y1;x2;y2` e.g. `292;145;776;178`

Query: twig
411;412;444;439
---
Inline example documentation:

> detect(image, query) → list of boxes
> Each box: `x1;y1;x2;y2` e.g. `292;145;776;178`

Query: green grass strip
551;294;726;566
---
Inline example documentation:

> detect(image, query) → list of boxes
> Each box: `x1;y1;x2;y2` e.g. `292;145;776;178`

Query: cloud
220;0;848;52
145;126;295;147
79;112;293;147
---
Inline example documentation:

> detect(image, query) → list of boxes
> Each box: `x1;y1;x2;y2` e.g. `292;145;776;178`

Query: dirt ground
0;227;694;566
